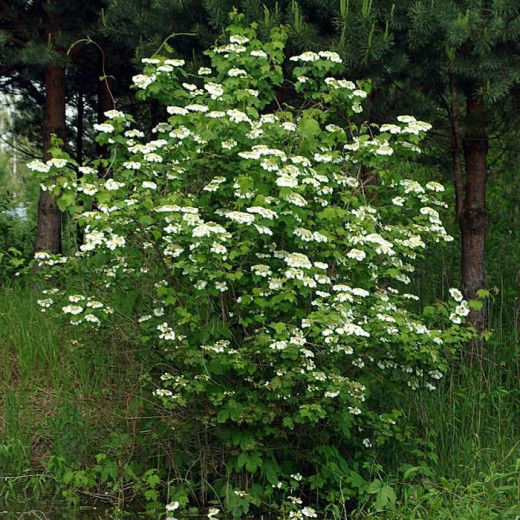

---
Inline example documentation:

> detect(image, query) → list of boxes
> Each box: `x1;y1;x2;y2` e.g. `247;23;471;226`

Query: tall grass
0;283;149;476
1;274;518;517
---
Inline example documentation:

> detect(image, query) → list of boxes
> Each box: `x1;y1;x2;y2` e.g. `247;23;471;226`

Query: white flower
276;175;298;188
225;211;255;225
426;181;445;192
28;160;51;173
380;123;401;134
221;139;237;150
455;301;470;317
376;143;394;156
169;127;191;140
167;106;188;115
79;184;98;196
229;35;249;44
290;51;319;62
449;288;463;302
347;249;366;261
285;253;312;269
62;305;83;315
198;67;212;75
227;68;247;77
215;281;227;292
302;507;318;518
144;153;162;163
324;391;340;398
226;109;250;124
192;222;227;237
78;166;97;175
211;243;227;255
104;109;125;119
246;206;277;220
252;264;272;277
104;179;124;191
362;438;372;448
105;234;126;250
166;501;180;512
250;49;268;58
47;158;68;168
132;74;156;89
254;225;273;235
185;104;208;113
204;82;224;99
142;181;157;190
318;50;342;63
164;58;185;67
207;111;226;118
207;508;220;519
281;122;297;131
284;192;307;207
123;161;141;170
397;115;416;123
84;314;100;324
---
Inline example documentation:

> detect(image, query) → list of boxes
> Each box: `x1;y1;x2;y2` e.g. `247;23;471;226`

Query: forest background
0;0;519;518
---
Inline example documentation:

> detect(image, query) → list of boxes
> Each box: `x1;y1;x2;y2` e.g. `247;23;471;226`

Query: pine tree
403;0;520;341
0;0;107;253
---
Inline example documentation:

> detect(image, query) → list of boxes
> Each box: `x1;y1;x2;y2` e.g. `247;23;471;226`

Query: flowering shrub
30;13;471;518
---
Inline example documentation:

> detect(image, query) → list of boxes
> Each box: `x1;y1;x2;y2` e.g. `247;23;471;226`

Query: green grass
1;283;519;517
0;284;151;495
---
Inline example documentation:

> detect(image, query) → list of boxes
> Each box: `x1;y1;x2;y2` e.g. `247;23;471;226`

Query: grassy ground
0;284;158;509
1;283;518;518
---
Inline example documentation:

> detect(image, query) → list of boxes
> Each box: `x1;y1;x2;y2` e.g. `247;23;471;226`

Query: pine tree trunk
461;93;488;334
34;63;66;253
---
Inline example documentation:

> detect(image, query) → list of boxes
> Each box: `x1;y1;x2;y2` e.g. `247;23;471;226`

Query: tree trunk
461;93;488;334
34;63;66;253
76;86;84;165
449;80;464;221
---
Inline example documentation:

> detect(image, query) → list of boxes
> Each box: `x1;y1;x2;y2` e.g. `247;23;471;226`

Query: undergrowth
1;282;518;518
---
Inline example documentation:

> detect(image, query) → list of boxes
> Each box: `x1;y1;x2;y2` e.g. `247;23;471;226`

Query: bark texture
34;62;66;253
461;93;488;333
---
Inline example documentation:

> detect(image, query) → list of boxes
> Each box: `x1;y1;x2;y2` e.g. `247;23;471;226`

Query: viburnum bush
30;13;472;519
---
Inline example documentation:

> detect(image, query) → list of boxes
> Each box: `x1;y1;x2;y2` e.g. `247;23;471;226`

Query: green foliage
27;14;476;517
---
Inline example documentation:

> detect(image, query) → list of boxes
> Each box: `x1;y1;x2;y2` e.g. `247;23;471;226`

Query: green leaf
237;452;248;469
298;117;321;139
138;215;154;226
216;409;229;423
101;460;118;482
374;484;396;510
63;471;75;485
112;289;140;316
282;416;294;429
468;299;484;311
57;191;76;211
263;459;279;485
246;452;262;473
367;479;382;494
